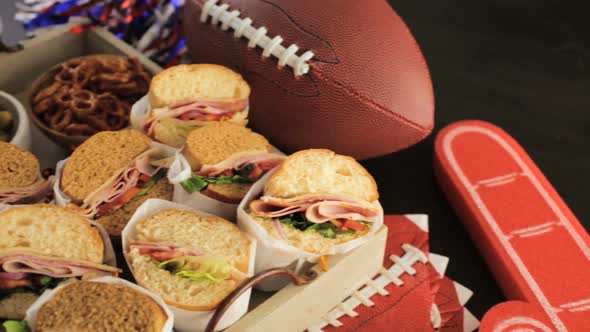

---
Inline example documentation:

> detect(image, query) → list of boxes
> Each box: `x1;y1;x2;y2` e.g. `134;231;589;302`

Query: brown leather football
184;0;434;159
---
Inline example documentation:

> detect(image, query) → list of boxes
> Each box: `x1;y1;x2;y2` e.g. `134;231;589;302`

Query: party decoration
14;0;186;67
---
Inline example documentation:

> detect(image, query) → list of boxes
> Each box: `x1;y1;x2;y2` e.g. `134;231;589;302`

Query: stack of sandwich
0;142;53;205
132;64;251;148
56;129;174;236
0;204;120;320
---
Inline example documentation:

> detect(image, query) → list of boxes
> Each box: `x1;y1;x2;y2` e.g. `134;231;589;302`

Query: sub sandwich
0;204;120;319
126;209;252;311
31;280;169;332
141;64;250;147
248;149;383;254
178;122;285;204
0;142;53;205
60;129;173;235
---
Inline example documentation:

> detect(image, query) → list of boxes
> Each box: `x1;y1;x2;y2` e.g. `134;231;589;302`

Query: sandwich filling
0;177;54;205
75;155;167;219
180;151;285;194
129;242;247;282
143;98;249;136
0;251;120;301
250;194;380;240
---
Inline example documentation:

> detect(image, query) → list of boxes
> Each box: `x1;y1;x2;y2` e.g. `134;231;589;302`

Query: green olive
0;111;13;130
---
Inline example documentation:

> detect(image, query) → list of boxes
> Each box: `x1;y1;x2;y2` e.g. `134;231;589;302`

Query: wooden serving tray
0;27;388;331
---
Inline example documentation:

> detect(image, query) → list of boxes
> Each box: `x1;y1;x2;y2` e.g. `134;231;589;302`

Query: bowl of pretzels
28;55;152;148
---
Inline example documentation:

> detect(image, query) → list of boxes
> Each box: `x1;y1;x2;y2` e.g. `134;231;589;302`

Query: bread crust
61;130;152;203
35;281;167;332
0;292;38;319
0;141;40;190
264;149;379;201
0;204;104;263
203;182;252;204
149;64;251;109
183;122;271;170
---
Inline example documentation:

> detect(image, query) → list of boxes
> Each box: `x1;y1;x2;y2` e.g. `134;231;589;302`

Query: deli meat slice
80;156;157;219
0;177;54;204
143;98;249;135
130;242;202;262
249;194;380;223
0;253;119;278
196;152;285;177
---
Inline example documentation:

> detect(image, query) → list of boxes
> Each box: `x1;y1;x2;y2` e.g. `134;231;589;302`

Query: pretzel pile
32;56;150;136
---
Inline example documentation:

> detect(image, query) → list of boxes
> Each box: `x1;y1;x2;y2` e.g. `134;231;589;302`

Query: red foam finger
434;120;590;331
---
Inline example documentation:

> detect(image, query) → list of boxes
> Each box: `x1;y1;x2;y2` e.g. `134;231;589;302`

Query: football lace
200;0;315;76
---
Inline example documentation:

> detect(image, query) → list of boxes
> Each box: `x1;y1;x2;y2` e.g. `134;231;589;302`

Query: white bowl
0;90;31;150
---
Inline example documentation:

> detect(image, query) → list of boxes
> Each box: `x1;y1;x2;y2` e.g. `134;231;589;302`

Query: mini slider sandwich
32;280;169;332
60;129;173;235
142;64;251;147
248;149;382;254
179;122;285;204
0;142;53;205
0;204;120;319
126;209;252;311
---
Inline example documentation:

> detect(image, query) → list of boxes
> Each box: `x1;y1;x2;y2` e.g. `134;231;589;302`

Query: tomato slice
139;174;152;183
95;187;141;218
341;220;366;231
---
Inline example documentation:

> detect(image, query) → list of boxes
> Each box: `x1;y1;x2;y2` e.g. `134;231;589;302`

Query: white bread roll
264;149;379;202
128;209;252;311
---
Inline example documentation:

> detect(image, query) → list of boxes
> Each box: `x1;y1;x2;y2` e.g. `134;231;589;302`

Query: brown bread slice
204;182;252;204
61;130;151;203
96;177;173;236
0;141;40;190
183;122;270;170
35;281;167;332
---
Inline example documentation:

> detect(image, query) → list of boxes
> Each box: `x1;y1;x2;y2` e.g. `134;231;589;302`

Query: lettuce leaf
133;168;168;200
277;213;370;239
159;256;231;282
180;175;252;193
3;320;30;332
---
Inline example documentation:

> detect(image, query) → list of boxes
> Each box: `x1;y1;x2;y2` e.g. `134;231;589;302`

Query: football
184;0;434;159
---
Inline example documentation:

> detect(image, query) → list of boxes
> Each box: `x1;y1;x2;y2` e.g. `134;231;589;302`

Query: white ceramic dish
0;90;31;149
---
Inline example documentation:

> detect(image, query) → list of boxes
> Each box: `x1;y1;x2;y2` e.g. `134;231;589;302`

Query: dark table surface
2;0;589;322
373;0;589;319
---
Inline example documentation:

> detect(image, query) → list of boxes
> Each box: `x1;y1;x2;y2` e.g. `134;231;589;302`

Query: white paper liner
130;94;150;130
121;198;257;332
24;276;174;332
167;151;239;221
53;141;177;210
237;169;384;291
0;204;117;268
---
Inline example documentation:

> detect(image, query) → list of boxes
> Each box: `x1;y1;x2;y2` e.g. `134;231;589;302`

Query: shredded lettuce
3;320;30;332
180;175;251;193
159;256;231;282
277;213;370;239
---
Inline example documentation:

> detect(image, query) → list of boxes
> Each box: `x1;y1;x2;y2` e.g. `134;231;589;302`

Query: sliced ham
0;176;54;205
196;152;285;178
80;156;156;219
0;253;118;279
130;242;202;262
143;98;248;135
249;194;379;224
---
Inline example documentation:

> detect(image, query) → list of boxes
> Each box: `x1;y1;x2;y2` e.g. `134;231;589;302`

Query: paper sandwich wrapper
237;169;385;291
0;203;117;269
121;198;257;332
167;151;240;221
24;276;175;332
129;94;151;130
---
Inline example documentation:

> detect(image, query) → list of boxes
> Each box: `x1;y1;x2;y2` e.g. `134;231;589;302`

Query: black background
371;0;590;319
